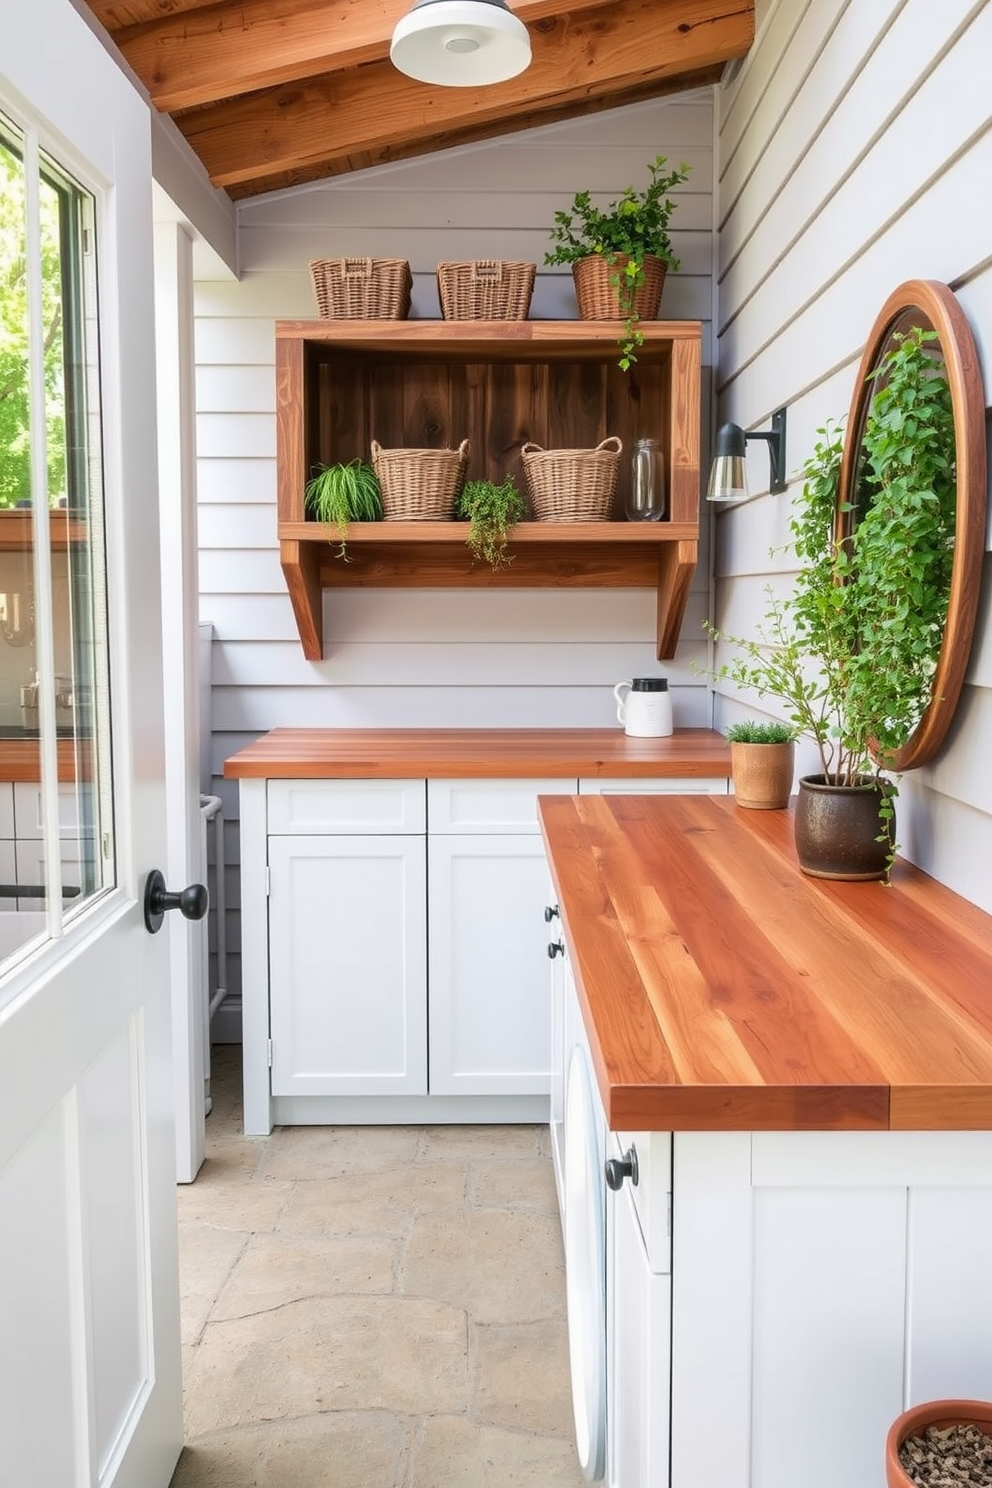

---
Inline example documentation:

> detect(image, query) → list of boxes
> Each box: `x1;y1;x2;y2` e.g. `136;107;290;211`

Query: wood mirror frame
836;279;987;772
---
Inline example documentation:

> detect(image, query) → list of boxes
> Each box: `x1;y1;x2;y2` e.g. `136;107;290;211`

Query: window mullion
23;124;63;938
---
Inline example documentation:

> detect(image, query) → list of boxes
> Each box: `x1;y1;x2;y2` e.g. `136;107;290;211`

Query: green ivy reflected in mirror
835;280;987;772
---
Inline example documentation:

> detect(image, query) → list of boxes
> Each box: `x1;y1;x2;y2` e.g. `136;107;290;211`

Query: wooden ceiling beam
179;0;753;189
114;0;618;112
225;65;726;200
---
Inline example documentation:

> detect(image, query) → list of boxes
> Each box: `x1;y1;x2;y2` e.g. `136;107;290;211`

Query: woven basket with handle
572;254;666;322
371;439;470;520
521;436;622;521
437;260;536;320
309;257;412;319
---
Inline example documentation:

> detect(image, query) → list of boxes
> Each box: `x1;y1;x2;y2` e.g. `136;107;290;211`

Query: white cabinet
265;779;427;1099
427;779;574;1097
606;1176;671;1488
268;833;427;1097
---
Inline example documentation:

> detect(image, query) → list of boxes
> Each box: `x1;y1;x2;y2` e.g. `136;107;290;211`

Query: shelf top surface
224;727;730;780
541;792;992;1135
276;318;702;354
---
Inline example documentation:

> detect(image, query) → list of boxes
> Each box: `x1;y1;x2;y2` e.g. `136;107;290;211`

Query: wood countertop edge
540;793;992;1135
223;727;731;780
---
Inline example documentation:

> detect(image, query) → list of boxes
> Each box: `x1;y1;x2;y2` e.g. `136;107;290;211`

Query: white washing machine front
564;1039;608;1482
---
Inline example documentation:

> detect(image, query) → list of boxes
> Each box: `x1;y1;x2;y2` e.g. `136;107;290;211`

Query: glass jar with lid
626;438;666;521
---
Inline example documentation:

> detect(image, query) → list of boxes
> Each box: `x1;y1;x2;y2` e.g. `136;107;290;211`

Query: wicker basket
371;439;470;520
521;436;622;521
437;260;536;320
309;257;412;319
572;254;667;322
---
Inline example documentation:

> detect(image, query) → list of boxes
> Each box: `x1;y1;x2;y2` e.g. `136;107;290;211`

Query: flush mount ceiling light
707;407;788;503
390;0;532;87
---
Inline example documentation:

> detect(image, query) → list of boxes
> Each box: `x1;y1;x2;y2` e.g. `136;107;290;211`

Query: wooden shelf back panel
276;320;703;659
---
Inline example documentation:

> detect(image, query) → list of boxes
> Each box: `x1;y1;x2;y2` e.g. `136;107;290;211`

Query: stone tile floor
170;1045;585;1487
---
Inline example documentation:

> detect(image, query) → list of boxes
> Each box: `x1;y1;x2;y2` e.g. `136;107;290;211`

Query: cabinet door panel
607;1182;672;1488
268;835;427;1096
428;834;551;1095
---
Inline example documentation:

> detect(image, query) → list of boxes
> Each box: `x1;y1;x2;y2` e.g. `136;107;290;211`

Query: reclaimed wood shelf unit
276;319;702;660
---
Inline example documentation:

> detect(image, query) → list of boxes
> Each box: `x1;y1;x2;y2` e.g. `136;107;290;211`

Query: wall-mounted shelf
276;319;702;661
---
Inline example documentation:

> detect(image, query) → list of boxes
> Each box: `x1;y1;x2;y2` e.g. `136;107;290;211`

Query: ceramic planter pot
730;740;794;809
885;1399;992;1487
794;774;894;881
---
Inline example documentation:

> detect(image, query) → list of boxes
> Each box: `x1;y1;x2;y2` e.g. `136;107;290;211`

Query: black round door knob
605;1146;639;1191
144;869;209;934
547;940;564;959
544;904;560;923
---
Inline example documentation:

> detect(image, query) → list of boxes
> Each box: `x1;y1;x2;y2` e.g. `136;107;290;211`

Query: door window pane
0;113;113;968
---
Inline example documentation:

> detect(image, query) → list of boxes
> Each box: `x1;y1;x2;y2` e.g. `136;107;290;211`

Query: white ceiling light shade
390;0;532;87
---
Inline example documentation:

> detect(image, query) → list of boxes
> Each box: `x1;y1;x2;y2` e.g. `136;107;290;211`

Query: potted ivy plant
724;720;796;810
304;458;382;559
544;155;690;369
454;473;527;571
705;324;956;881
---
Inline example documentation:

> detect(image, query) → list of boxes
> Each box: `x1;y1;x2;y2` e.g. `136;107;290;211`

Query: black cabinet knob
547;940;564;959
144;868;209;934
544;904;560;923
605;1146;639;1191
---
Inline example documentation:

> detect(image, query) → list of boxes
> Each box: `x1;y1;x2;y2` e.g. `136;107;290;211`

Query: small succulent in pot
724;720;797;810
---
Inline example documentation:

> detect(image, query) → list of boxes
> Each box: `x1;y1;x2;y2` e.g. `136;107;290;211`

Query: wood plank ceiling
80;0;755;200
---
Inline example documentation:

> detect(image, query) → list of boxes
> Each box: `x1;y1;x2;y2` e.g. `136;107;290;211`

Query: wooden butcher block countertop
539;792;992;1134
223;727;731;780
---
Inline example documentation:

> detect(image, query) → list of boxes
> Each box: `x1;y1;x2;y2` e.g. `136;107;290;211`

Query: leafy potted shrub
304;458;382;558
705;325;956;881
544;155;690;369
724;720;796;810
454;474;527;571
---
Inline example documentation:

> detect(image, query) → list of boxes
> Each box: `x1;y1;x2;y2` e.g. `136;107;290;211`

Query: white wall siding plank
209;639;708;690
199;548;286;593
195;365;275;414
194;317;274;364
210;683;711;734
197;458;276;505
198;503;276;550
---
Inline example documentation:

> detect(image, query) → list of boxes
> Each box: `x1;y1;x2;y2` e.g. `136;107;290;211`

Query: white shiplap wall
195;96;717;1005
711;0;992;911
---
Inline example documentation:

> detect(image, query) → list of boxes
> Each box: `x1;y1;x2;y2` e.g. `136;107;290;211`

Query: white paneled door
0;4;182;1487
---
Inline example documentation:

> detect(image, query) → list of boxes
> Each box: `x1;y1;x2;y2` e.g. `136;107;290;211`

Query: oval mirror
835;279;987;772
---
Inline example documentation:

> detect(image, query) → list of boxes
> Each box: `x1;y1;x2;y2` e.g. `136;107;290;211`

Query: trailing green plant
544;155;690;370
700;326;956;875
304;459;382;559
455;475;527;571
724;720;796;744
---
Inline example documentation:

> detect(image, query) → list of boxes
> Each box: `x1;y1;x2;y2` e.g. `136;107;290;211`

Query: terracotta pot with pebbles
886;1399;992;1487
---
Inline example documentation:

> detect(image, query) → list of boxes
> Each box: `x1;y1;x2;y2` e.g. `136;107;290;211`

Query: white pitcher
613;678;673;738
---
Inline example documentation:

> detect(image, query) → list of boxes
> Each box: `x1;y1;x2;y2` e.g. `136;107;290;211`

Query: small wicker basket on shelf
437;260;536;320
572;254;666;322
308;257;412;319
371;439;470;520
521;436;622;521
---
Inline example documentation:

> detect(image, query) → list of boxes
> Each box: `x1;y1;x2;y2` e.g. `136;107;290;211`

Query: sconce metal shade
390;0;532;86
706;422;749;503
706;408;788;502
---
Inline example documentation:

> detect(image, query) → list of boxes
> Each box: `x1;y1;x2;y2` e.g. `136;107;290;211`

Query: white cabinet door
579;776;729;795
607;1180;672;1488
428;833;553;1095
268;835;427;1096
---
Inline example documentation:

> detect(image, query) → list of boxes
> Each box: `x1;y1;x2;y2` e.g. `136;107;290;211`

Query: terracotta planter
794;774;894;881
572;253;667;322
730;740;794;809
886;1399;992;1487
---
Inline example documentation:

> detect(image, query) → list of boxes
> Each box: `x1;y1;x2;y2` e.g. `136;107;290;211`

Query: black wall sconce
706;407;788;502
